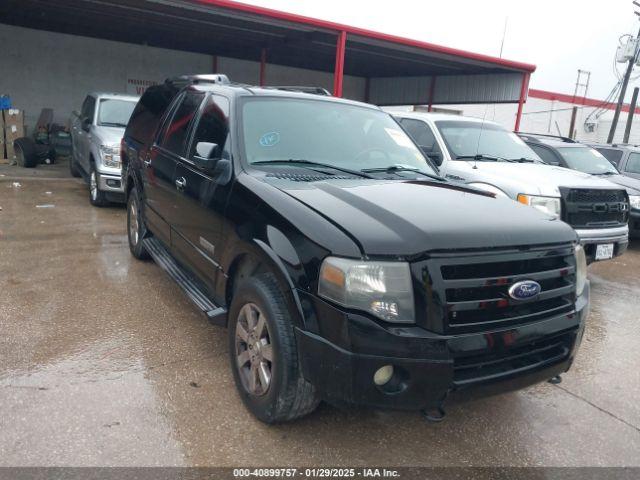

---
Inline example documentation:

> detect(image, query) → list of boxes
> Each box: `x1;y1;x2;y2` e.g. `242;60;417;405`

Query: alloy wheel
90;171;98;200
235;303;273;396
129;200;139;246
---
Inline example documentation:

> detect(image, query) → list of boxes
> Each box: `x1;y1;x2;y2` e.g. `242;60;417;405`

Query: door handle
175;177;187;191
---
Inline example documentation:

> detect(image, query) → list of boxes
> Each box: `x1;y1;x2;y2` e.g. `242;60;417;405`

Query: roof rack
517;132;577;143
165;74;231;87
262;86;332;96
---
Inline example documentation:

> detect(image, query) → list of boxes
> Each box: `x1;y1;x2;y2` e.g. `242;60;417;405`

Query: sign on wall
126;78;158;96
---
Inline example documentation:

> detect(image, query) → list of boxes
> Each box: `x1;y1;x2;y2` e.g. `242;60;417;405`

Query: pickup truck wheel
127;191;150;260
229;273;320;423
89;164;108;207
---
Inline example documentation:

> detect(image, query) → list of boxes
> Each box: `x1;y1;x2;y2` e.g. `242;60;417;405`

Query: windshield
98;99;137;127
241;98;436;175
557;147;619;175
435;120;542;161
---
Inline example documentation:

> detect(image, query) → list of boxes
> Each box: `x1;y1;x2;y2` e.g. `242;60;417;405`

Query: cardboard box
3;108;24;128
4;126;23;162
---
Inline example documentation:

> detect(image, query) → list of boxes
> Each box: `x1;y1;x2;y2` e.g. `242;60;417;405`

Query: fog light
374;365;394;386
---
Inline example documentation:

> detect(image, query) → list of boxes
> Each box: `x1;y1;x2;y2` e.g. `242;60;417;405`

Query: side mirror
193;142;220;171
81;117;91;132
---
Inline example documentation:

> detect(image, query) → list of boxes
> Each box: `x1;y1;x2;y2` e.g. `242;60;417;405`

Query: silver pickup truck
70;92;139;206
394;112;630;263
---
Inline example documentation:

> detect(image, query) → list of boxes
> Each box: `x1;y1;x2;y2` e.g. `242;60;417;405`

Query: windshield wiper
455;154;516;163
99;122;128;127
509;157;537;163
592;171;618;176
252;159;375;179
361;165;444;181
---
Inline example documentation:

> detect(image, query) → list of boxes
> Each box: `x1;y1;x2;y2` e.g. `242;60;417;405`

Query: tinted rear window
125;85;179;144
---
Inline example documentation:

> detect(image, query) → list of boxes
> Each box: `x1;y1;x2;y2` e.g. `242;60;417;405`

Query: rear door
144;90;204;245
623;152;640;181
171;94;232;298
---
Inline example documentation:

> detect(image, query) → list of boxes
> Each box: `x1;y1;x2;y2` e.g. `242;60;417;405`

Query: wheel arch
222;238;306;330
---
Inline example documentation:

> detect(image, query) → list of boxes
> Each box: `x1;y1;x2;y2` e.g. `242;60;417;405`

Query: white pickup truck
70;92;139;206
393;112;630;263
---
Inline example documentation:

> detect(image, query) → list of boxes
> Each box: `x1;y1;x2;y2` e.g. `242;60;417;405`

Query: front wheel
229;273;320;423
127;190;150;260
89;163;108;207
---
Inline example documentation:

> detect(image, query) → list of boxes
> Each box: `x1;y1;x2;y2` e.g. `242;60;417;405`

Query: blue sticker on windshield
259;132;280;147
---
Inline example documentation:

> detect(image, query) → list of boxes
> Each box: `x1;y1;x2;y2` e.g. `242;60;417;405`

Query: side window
400;118;440;153
596;148;623;167
529;144;560;165
189;95;230;159
126;85;178;144
160;92;204;156
626;152;640;174
81;96;95;122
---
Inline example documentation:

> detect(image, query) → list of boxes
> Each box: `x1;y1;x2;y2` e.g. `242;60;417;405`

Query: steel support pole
260;48;267;86
514;73;530;132
428;76;437;112
333;31;347;97
624;87;639;144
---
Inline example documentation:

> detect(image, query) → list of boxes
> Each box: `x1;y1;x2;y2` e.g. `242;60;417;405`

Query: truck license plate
595;243;614;261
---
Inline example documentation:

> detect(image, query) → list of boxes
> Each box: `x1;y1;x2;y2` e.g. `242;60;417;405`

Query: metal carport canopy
0;0;536;129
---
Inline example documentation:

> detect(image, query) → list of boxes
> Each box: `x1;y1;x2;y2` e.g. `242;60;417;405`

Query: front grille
452;330;575;386
428;245;576;334
562;188;629;229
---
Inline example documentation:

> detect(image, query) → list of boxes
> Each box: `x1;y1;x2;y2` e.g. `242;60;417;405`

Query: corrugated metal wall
369;73;524;106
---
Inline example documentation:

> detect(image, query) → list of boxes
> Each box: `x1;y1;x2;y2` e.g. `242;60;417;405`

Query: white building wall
425;97;640;145
0;24;366;131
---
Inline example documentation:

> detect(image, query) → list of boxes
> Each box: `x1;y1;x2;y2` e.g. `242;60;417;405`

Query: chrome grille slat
442;265;575;289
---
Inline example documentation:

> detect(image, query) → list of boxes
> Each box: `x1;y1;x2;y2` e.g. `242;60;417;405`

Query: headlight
575;244;587;296
318;257;415;323
629;195;640;210
517;194;561;218
99;144;121;168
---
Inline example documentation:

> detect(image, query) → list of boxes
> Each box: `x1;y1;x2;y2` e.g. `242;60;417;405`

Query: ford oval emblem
508;280;541;301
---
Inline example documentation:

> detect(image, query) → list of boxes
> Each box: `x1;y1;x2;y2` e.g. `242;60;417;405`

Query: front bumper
575;225;629;261
97;171;125;203
296;283;589;412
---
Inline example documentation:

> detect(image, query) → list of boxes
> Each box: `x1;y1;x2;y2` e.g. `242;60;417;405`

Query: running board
143;237;227;326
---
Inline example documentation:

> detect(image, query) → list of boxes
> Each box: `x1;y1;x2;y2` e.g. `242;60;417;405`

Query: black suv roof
164;73;377;110
587;142;640;151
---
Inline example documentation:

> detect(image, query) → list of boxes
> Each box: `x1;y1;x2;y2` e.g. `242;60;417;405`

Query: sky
242;0;640;102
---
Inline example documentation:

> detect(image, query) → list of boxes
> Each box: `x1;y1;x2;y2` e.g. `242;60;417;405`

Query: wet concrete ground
1;162;639;467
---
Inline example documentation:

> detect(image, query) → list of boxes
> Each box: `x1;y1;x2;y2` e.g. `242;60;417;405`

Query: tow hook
421;406;446;423
548;375;562;385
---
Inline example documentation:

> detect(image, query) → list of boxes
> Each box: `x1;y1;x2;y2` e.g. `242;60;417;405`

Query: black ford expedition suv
122;75;589;423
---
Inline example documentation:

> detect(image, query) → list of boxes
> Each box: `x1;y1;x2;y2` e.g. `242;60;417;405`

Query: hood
92;126;125;147
598;174;640;195
266;178;577;257
452;161;621;196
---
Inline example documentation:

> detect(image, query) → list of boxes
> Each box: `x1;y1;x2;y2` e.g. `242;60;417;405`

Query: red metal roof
529;88;640;114
194;0;537;73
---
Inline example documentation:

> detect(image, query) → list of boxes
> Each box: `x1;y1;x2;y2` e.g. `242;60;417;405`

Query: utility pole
624;87;639;143
608;2;640;143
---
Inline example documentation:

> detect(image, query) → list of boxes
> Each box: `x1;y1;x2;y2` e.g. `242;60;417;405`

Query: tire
228;273;320;423
13;138;38;168
127;189;150;260
89;162;108;207
69;155;81;177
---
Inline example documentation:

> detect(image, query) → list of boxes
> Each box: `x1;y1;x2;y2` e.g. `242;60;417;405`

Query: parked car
587;142;640;180
393;112;629;263
70;92;139;206
519;134;640;238
122;75;589;423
